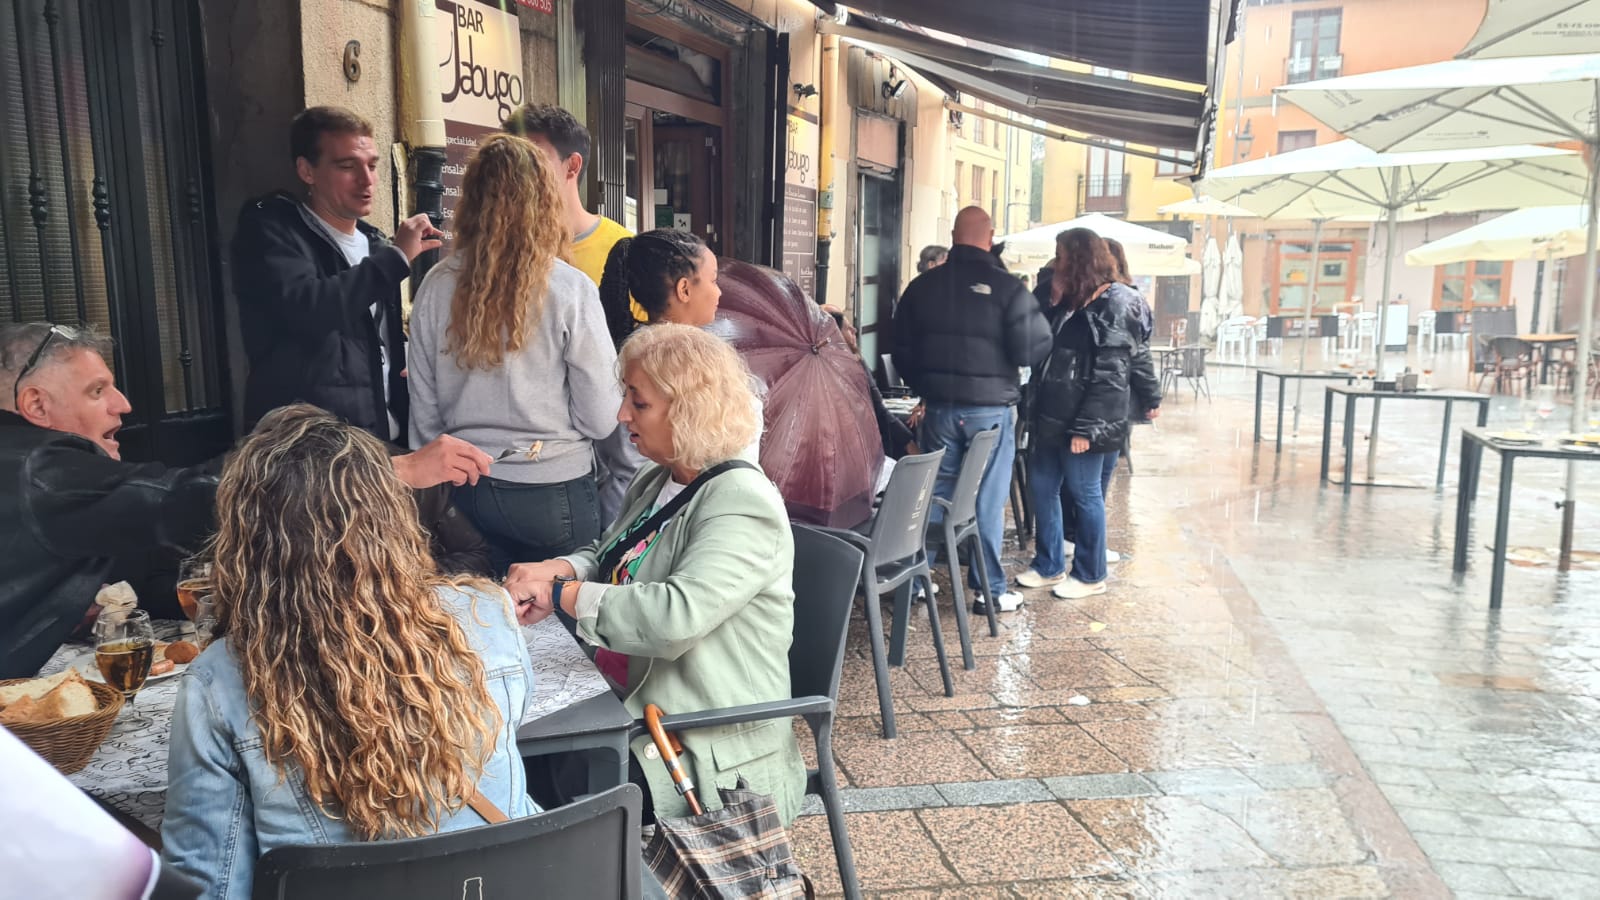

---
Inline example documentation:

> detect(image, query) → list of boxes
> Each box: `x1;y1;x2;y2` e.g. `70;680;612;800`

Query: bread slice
0;694;41;725
0;669;72;707
39;673;98;718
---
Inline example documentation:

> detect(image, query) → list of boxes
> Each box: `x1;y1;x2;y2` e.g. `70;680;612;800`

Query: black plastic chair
930;426;1001;667
648;525;866;900
817;449;953;739
252;784;644;900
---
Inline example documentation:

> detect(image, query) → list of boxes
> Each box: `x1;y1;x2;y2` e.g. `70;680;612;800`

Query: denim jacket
160;584;539;899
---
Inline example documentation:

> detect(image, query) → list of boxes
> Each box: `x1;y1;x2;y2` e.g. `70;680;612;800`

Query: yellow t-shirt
570;216;647;325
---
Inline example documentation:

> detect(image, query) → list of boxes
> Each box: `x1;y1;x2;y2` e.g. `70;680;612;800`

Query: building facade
1211;0;1541;330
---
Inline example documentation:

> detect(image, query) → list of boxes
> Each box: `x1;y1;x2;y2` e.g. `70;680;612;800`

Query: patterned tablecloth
37;617;611;831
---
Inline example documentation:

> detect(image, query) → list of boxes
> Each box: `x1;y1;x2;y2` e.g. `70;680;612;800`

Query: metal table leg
1475;400;1490;428
1490;456;1515;610
1254;370;1264;444
1452;436;1480;574
1276;377;1287;449
1436;401;1454;488
1320;388;1334;483
1342;395;1358;495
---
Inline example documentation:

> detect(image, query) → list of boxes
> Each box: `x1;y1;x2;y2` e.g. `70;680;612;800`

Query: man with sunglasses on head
0;322;494;679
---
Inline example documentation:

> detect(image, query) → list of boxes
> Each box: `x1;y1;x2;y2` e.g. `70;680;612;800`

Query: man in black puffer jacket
891;207;1051;613
233;106;443;440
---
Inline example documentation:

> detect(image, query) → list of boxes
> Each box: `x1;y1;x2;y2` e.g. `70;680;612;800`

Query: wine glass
175;558;212;627
93;609;155;724
1534;386;1556;437
1421;364;1434;390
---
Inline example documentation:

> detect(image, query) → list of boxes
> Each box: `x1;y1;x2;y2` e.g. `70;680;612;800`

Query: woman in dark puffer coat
1020;228;1160;600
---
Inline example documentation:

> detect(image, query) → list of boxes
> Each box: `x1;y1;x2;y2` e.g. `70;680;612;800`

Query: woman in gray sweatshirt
408;134;621;572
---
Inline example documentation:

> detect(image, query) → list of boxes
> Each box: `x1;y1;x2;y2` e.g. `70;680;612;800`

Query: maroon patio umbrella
715;261;883;528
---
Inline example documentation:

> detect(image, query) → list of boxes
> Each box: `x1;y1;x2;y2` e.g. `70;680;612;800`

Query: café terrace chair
252;784;645;900
816;450;953;739
1477;336;1536;395
646;525;866;900
929;425;1002;665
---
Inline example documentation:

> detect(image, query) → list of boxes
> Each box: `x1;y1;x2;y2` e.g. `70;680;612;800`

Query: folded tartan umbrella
642;705;811;899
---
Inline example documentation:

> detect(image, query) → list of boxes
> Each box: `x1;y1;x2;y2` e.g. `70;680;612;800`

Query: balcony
1084;174;1130;214
1286;53;1341;84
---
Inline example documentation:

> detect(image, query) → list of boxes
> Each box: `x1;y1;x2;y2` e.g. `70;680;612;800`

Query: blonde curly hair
209;404;501;839
618;323;760;471
446;133;571;369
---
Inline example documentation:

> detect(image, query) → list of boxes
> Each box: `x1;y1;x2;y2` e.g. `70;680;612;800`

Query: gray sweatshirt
408;257;621;484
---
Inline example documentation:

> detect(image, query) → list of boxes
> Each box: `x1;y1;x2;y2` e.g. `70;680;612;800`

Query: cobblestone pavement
788;348;1600;898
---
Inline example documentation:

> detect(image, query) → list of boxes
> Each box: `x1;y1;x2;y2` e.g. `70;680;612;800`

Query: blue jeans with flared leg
1029;445;1113;584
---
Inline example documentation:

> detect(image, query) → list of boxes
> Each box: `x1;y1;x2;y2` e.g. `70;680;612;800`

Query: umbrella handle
644;704;704;815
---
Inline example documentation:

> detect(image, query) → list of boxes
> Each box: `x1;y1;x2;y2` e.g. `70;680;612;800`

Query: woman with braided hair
597;229;722;344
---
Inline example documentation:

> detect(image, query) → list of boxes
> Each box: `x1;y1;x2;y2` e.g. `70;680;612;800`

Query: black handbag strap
595;460;758;582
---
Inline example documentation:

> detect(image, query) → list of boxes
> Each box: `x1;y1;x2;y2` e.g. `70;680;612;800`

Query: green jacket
569;461;805;824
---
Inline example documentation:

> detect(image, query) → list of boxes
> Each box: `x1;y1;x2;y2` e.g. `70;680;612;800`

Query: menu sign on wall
435;0;525;249
782;113;819;298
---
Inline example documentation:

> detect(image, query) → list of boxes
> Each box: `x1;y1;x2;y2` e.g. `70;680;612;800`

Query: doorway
855;172;902;378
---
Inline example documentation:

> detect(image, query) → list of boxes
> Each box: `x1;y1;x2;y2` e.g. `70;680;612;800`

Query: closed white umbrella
1200;237;1223;340
1000;213;1202;276
1222;234;1245;322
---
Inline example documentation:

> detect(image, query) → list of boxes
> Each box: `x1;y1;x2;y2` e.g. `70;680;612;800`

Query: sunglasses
12;325;66;405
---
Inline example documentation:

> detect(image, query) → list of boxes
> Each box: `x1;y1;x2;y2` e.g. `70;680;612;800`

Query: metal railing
1083;174;1130;213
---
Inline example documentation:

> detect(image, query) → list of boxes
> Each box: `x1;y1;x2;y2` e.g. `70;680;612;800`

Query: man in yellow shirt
503;104;643;338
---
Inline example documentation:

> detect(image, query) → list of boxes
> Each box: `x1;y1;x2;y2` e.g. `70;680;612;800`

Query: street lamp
1236;120;1255;161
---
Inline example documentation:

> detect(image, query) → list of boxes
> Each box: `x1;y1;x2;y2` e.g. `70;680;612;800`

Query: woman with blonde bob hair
161;405;537;899
505;324;805;825
408;132;621;572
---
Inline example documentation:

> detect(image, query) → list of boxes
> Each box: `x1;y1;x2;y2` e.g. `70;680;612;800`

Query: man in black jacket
0;322;493;679
233;106;442;440
891;207;1051;613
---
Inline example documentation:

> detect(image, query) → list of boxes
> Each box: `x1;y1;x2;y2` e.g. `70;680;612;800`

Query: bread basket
0;678;125;774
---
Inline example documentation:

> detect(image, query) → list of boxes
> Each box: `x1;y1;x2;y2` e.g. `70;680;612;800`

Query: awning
810;0;1215;84
822;17;1205;149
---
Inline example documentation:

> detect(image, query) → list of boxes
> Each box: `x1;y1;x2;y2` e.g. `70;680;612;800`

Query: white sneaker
1064;544;1122;565
1016;569;1066;589
1052;577;1108;600
1106;549;1122;563
976;591;1025;614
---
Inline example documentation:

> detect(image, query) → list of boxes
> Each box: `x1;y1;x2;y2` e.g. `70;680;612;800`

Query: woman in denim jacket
160;405;537;900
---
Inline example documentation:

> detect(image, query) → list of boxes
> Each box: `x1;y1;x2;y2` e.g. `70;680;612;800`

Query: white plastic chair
1216;316;1251;361
1417;310;1437;353
1338;313;1355;350
1354;313;1378;354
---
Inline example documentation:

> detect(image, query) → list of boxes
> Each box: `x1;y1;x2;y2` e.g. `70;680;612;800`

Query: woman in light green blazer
506;323;805;825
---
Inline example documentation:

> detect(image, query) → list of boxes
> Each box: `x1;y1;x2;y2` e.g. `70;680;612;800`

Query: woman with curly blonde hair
161;405;538;899
408;132;621;572
505;324;805;826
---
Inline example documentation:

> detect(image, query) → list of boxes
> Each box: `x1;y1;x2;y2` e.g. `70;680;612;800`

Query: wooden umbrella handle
644;704;704;815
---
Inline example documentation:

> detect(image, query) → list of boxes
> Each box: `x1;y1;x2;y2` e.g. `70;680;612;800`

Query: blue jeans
1029;446;1113;584
1060;450;1118;542
454;474;602;576
919;404;1016;597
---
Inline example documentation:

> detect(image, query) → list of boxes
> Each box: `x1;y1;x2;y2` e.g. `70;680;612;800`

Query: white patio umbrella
1462;0;1600;59
1277;52;1600;569
1157;196;1261;218
999;213;1202;276
1405;205;1591;266
1200;237;1223;339
1197;140;1589;449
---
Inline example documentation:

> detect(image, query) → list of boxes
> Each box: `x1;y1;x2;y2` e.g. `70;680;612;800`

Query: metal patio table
1452;428;1600;609
515;689;633;795
1254;368;1357;451
1320;385;1490;494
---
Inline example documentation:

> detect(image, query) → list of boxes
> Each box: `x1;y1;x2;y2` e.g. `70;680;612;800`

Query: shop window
972;165;984;209
1156;150;1196;176
1435;260;1512;310
1278;130;1317;154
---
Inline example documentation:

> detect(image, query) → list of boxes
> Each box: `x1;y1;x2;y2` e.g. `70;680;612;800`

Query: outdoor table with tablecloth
37;616;618;832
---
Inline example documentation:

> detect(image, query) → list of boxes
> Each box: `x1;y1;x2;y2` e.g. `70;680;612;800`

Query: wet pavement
787;347;1600;898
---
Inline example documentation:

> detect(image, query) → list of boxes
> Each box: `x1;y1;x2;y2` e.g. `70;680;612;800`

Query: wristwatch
552;575;574;613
